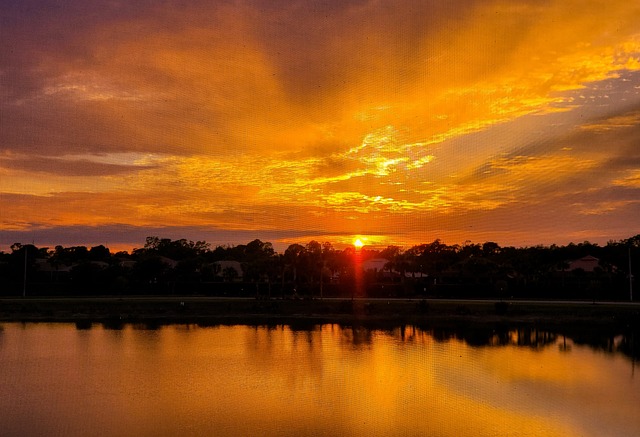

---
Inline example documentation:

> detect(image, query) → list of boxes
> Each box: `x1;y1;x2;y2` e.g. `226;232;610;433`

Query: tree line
1;235;638;300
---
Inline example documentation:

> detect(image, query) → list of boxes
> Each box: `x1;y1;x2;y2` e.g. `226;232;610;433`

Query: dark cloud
0;223;317;253
0;156;158;176
461;99;640;187
1;1;232;155
310;155;361;179
245;0;483;104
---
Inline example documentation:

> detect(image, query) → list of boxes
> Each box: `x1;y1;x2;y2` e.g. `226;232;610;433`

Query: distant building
360;258;421;280
215;260;243;280
35;259;109;272
118;259;137;269
35;258;73;273
158;256;178;269
567;255;600;272
361;258;389;272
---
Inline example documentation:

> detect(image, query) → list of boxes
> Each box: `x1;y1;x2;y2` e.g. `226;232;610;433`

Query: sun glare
353;238;364;249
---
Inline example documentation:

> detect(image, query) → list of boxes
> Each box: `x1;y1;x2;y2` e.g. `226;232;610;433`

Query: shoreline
2;297;639;332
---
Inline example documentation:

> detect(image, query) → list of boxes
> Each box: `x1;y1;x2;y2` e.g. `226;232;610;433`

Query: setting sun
354;239;364;249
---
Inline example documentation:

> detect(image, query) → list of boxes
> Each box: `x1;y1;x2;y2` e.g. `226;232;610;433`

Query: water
0;322;638;437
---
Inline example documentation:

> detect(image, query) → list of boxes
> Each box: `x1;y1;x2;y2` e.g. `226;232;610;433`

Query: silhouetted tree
284;243;305;295
89;245;111;261
242;239;277;297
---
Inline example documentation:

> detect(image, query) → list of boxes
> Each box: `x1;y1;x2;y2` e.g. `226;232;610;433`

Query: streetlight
353;239;364;300
629;247;634;302
23;246;28;297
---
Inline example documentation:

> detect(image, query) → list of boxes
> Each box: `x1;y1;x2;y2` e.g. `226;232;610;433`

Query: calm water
0;323;638;437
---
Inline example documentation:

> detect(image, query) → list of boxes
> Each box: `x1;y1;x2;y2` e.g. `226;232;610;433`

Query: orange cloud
2;0;640;250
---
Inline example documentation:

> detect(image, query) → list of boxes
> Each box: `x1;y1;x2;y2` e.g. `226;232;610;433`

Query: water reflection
0;322;638;437
416;324;639;362
82;318;640;362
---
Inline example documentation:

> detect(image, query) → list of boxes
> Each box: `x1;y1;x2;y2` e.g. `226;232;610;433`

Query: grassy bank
1;297;639;331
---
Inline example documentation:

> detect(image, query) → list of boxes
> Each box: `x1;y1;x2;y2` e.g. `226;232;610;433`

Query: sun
353;238;364;249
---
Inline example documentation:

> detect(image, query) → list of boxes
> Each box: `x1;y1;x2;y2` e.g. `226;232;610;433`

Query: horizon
2;1;640;253
2;226;635;255
4;232;638;256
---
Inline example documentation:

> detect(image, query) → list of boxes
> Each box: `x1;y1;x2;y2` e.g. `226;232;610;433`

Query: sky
2;0;640;253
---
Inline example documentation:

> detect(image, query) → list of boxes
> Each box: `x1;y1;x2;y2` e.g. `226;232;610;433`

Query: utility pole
23;246;28;297
629;247;633;302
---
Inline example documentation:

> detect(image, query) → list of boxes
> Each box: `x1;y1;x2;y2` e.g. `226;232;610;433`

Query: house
360;258;416;280
35;258;73;273
117;259;137;269
361;258;389;272
158;256;178;269
567;255;600;273
215;260;243;281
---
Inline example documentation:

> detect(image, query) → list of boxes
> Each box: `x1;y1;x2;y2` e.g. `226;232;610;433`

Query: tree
419;239;458;284
140;236;210;260
222;266;239;282
305;241;323;298
242;239;277;297
283;244;306;295
89;245;111;261
482;241;500;257
380;245;402;278
132;257;171;292
318;242;337;298
7;243;40;294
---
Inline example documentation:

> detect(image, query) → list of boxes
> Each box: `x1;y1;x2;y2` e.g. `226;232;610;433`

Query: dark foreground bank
1;297;639;332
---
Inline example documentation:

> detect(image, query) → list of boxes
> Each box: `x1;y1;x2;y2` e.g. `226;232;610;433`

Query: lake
1;322;638;436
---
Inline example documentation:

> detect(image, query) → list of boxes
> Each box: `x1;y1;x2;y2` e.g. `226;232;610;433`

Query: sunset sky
2;0;640;252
